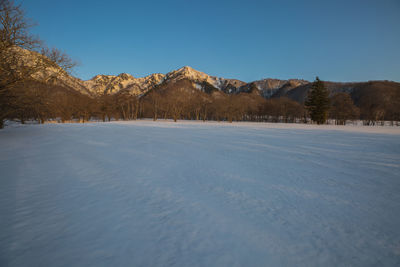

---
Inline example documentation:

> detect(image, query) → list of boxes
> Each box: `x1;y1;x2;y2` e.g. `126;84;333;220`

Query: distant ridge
10;47;400;105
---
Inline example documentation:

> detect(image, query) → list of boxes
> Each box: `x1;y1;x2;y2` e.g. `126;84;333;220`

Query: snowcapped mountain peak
168;66;209;80
82;72;166;96
117;73;135;80
163;66;248;93
179;65;194;72
248;78;309;98
176;66;201;74
92;74;116;80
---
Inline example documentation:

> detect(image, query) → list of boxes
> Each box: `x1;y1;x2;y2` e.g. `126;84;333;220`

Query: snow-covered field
1;121;400;266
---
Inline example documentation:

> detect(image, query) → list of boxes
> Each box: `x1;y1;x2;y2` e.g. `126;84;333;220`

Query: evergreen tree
305;77;330;124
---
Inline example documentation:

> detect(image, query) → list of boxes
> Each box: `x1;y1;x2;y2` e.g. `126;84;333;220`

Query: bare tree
330;93;359;125
0;0;42;127
0;1;80;128
40;46;78;75
168;89;185;122
0;0;40;51
146;90;161;121
199;95;212;121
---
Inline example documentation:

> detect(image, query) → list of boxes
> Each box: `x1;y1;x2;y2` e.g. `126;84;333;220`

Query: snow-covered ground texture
1;121;400;266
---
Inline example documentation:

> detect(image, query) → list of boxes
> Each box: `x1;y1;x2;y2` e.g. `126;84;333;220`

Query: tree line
4;75;396;126
2;71;398;127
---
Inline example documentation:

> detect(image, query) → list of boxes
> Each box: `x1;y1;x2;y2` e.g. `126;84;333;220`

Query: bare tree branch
40;46;78;74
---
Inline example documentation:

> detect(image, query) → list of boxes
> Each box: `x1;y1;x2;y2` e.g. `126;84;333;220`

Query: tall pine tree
305;77;330;124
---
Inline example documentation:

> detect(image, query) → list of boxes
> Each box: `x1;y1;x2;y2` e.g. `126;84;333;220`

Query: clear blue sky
19;0;400;82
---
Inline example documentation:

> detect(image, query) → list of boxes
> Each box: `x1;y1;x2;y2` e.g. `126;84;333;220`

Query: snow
1;121;400;266
194;83;203;90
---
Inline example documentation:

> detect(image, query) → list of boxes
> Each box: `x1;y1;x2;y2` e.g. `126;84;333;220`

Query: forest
3;76;399;127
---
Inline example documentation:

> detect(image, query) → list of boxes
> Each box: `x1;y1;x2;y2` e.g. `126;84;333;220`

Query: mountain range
12;47;400;104
60;66;399;104
71;66;309;98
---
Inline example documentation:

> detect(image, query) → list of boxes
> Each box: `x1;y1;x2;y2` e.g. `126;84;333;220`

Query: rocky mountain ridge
81;67;398;105
10;47;399;103
77;66;311;99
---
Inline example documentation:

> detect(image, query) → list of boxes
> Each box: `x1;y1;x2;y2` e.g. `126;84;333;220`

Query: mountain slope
83;73;165;96
279;80;400;107
240;79;309;98
164;66;247;93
